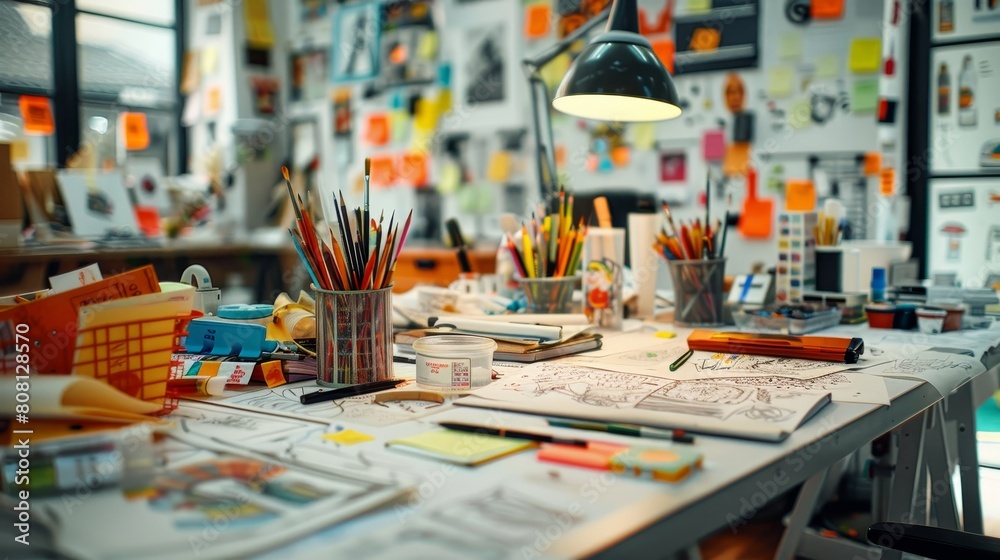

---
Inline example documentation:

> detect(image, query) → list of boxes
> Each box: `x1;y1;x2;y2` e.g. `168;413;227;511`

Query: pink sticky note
702;129;726;161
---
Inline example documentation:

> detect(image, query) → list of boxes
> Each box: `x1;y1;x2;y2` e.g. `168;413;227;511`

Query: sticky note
417;30;438;60
812;0;845;19
324;429;375;446
200;46;218;75
650;39;675;73
880;167;896;196
121;112;150;151
369;154;395;187
388;429;534;465
540;53;570;90
654;331;676;339
19;95;54;135
487;151;511;182
414;98;439;132
263;361;286;387
399;151;428;186
204;85;222;117
364;113;391;145
723;142;750;176
768;66;794;98
439;161;461;194
785;179;816;211
686;0;711;14
702;129;726;161
243;0;274;49
632;122;656;150
848;38;881;73
864;152;882;176
788;97;812;129
851;79;878;113
181;51;200;94
524;2;551;39
778;33;802;61
690;28;720;52
816;54;840;79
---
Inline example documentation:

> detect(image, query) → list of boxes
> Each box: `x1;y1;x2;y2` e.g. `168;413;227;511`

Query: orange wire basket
71;310;202;415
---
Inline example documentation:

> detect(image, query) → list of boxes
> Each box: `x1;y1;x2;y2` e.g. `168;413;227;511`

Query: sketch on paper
492;362;669;407
634;382;795;423
877;356;977;376
169;402;313;442
685;353;848;378
463;23;506;105
213;382;444;426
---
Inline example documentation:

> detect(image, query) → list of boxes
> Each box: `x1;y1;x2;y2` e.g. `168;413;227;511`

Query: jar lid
411;335;498;354
218;304;274;320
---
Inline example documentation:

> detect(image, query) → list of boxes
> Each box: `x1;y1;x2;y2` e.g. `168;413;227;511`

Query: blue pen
288;230;322;288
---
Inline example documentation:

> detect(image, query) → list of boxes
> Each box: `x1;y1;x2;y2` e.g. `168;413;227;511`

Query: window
0;0;183;171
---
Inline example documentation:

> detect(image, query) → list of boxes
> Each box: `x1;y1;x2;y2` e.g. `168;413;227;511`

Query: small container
518;275;579;314
217;304;274;327
865;303;896;329
916;308;947;334
939;305;965;332
893;303;917;330
412;335;497;393
870;267;887;303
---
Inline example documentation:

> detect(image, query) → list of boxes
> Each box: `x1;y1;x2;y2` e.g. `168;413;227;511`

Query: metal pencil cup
518;276;578;314
667;258;726;327
313;285;393;387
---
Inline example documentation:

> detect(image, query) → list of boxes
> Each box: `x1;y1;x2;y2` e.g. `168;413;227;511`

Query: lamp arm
528;75;557;202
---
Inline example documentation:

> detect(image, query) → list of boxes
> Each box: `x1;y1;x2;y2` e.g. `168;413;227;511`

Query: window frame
0;0;186;172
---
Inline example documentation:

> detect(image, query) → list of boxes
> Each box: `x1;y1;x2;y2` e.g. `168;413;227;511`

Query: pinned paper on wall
778;33;802;61
244;0;275;49
632;122;656;150
816;54;840;79
487;151;511;182
204;85;222;117
767;66;794;98
686;0;711;14
848;38;881;73
200;46;218;75
369;154;395;188
390;110;409;143
851;79;878;113
650;39;675;73
181;51;200;94
182;91;201;126
690;28;720;52
880;167;896;195
398;151;429;186
19;95;54;135
701;129;725;161
438;161;461;194
524;2;551;39
540;53;571;90
10;139;29;161
413;98;439;132
812;0;845;19
788;97;812;129
417;31;439;60
660;152;686;182
723;142;750;176
364;113;391;146
785;179;816;211
863;151;882;176
121;112;150;151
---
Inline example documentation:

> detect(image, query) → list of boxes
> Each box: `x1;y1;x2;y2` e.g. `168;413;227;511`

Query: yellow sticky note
686;0;711;14
10;139;30;161
654;331;676;339
244;0;274;49
200;46;218;75
768;66;794;98
417;31;438;60
779;33;802;61
387;429;534;465
414;98;439;132
487;151;511;182
848;38;881;73
410;127;434;154
788;98;812;129
632;122;656;150
816;54;839;79
438;161;461;194
324;429;375;446
540;53;570;90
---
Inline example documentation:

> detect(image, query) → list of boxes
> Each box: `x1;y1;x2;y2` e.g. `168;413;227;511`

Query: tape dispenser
181;265;222;316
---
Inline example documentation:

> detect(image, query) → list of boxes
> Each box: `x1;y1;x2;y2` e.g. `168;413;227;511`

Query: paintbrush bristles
281;166;291;182
364;158;371;176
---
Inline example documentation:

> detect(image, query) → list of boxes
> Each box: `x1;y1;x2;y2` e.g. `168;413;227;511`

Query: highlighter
167;376;227;397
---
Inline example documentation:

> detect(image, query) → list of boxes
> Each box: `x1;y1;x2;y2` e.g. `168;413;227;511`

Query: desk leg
946;382;983;534
924;405;960;530
774;467;828;560
880;410;927;560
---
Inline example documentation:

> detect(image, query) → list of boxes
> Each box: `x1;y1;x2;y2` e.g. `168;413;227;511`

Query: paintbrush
363;157;371;260
704;172;711;260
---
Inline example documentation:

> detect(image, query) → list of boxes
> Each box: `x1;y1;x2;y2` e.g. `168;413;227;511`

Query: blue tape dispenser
184;318;278;359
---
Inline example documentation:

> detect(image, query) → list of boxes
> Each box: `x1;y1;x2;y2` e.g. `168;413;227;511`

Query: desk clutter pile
2;258;999;558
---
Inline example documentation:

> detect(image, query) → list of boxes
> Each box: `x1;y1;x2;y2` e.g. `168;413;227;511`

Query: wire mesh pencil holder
71;310;202;415
518;275;579;314
666;258;726;327
314;284;393;387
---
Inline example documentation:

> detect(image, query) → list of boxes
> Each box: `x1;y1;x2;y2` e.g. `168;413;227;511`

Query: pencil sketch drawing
692;353;843;376
496;363;666;407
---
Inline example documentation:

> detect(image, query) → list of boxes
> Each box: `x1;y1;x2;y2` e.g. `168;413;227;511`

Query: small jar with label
412;335;497;393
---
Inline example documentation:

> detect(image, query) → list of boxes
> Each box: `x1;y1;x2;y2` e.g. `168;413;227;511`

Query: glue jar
412;336;497;392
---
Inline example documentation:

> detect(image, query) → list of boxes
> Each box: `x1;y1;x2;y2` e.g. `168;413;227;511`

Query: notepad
386;429;536;465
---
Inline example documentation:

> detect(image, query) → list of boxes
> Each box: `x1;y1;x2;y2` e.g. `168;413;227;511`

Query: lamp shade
552;30;682;122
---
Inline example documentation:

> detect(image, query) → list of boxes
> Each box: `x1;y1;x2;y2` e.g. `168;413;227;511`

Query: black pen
300;379;404;405
438;422;589;447
669;349;694;372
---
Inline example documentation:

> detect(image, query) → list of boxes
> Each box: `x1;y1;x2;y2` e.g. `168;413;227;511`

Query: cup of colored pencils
282;160;412;386
654;197;727;327
508;189;587;313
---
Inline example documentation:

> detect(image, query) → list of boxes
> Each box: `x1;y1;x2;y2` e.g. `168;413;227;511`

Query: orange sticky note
369;154;395;187
365;113;391;146
785;179;816;211
121;112;150;151
812;0;844;19
880;168;896;196
261;361;286;388
650;39;675;73
398;151;428;186
204;85;222;117
723;142;750;177
19;96;54;136
610;145;630;167
555;144;567;168
524;3;551;39
864;152;882;176
690;28;720;52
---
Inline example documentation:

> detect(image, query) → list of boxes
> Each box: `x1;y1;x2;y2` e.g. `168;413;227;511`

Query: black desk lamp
523;0;683;202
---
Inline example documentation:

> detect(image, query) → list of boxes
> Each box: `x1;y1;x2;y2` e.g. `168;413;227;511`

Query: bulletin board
932;0;1000;44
